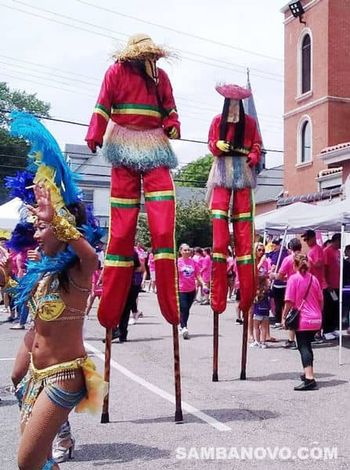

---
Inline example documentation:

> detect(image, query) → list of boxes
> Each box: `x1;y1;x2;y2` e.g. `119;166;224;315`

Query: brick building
280;0;350;205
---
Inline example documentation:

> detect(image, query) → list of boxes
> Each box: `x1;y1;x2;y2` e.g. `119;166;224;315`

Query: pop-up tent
256;198;350;365
0;198;23;231
287;199;350;365
255;201;326;233
286;199;350;233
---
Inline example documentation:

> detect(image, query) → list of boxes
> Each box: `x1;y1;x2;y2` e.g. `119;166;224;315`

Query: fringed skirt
19;356;107;422
102;122;178;172
206;156;256;203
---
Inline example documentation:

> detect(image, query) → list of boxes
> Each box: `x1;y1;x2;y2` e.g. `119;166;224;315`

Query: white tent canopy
0;198;23;230
255;198;350;366
255;202;326;233
287;199;350;233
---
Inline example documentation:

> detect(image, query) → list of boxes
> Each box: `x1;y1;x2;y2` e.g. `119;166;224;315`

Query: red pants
99;166;179;329
210;187;255;314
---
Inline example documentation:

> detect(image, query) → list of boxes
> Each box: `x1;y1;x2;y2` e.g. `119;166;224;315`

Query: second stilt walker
206;83;262;380
86;33;183;421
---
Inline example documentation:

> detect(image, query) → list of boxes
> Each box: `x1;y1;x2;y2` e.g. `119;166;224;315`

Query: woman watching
282;253;322;391
177;243;205;339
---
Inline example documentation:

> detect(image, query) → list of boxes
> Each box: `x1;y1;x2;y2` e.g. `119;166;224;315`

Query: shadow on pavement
184;334;216;339
0;398;17;407
126;407;278;425
74;442;169;463
84;336;167;343
316;379;348;388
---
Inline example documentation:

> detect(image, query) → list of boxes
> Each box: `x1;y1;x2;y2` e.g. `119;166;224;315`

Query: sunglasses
257;248;265;252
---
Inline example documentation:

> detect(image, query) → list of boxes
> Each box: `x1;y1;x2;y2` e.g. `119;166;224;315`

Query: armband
51;213;81;242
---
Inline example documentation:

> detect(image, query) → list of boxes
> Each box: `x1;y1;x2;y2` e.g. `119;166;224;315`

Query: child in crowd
251;275;271;348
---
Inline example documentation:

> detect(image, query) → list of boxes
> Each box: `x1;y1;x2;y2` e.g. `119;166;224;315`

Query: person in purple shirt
268;238;289;328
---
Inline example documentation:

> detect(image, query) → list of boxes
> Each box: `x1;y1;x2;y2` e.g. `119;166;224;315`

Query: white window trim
297;28;313;99
297;115;313;165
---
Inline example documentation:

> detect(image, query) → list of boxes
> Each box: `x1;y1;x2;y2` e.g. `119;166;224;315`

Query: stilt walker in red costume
206;83;262;381
86;34;183;421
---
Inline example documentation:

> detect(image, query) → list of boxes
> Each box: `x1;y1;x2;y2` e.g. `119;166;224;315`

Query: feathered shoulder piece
9;111;80;212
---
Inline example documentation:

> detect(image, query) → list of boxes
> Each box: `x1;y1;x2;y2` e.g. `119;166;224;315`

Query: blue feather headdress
4;170;36;205
8;111;105;305
6;222;36;252
10;111;80;208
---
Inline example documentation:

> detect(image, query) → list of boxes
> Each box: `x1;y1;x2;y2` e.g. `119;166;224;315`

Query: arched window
301;34;311;94
301;120;311;162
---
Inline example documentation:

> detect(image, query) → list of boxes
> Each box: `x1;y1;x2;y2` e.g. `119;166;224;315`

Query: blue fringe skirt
102;122;178;172
206;155;256;202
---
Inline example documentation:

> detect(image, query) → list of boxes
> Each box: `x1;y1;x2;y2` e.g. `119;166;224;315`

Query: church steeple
243;68;266;172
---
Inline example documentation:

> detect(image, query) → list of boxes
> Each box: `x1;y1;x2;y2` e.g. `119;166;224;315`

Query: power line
75;0;283;63
6;2;284;83
0;2;124;41
0;60;98;89
0;153;285;179
0;108;284;153
1;71;96;99
180;54;283;83
1;59;283;125
1;62;97;92
0;53;284;121
0;54;100;83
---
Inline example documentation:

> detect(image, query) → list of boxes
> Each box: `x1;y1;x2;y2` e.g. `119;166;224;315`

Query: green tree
174;154;213;188
136;200;212;250
175;200;212;248
0;82;50;202
136;213;151;248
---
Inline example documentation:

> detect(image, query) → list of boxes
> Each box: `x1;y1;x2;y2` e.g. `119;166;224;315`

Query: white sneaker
128;318;136;325
133;310;142;321
332;330;340;337
324;332;337;340
250;341;260;348
181;327;189;339
260;343;267;349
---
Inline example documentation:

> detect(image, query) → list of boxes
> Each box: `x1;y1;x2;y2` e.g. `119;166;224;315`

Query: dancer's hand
216;140;230;152
27;184;55;223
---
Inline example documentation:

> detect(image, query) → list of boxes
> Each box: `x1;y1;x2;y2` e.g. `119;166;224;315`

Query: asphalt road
1;291;350;469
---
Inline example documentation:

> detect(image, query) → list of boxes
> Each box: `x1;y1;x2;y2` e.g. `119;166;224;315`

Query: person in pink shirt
193;247;205;303
147;251;156;293
200;248;212;305
301;230;326;289
322;233;341;339
272;238;302;349
177;243;205;339
282;254;322;391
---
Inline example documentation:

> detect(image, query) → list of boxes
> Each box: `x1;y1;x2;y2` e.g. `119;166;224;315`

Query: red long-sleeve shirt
208;114;261;165
86;62;180;145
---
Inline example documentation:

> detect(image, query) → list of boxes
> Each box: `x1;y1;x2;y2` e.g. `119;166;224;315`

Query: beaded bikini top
28;273;89;322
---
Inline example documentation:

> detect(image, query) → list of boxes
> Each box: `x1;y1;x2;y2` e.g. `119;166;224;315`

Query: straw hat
116;33;170;61
215;83;251;100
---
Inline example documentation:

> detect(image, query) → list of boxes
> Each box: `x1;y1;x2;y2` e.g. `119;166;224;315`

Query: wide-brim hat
215;83;252;100
116;33;170;62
